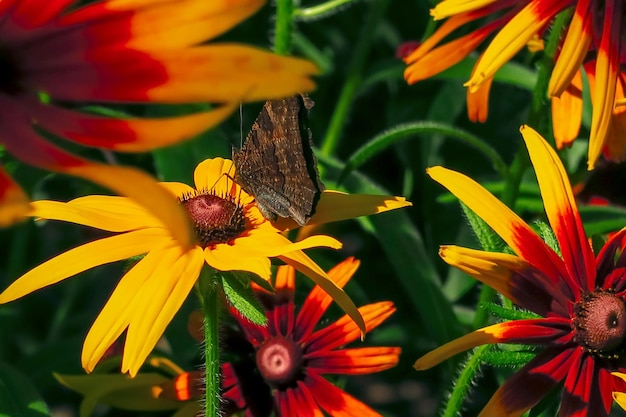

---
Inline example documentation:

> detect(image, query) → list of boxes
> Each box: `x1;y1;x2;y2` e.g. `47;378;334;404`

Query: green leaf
578;204;626;236
480;349;536;368
479;302;540;321
534;220;560;255
338;122;507;184
437;55;537;92
221;273;267;326
318;152;463;347
460;201;504;253
0;361;50;417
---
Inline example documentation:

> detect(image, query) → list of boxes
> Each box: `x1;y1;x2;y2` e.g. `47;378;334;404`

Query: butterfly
233;94;325;226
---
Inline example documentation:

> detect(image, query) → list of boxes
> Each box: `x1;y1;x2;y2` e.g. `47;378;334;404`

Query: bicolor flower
0;0;318;246
56;259;400;417
417;125;626;416
0;158;409;376
219;258;399;416
404;0;624;169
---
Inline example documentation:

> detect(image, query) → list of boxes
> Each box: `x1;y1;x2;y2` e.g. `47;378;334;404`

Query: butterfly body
233;94;324;226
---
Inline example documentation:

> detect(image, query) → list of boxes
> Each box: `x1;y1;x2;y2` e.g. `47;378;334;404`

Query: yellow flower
0;158;410;376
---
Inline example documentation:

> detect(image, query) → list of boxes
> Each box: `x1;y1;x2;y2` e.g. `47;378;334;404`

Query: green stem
198;268;222;417
441;345;490;417
296;0;357;20
273;0;295;55
320;0;390;156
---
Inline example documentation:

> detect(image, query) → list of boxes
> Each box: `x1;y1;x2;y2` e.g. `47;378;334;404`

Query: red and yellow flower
404;0;625;169
57;258;400;417
417;125;626;416
0;0;318;245
0;157;409;377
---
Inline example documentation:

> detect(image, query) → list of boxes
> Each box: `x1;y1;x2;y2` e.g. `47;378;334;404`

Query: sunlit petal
427;166;571;291
280;250;365;336
547;0;592;97
521;125;595;292
0;229;166;304
587;2;622;169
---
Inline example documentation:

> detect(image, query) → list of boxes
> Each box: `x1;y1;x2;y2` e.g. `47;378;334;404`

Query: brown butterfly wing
233;95;324;226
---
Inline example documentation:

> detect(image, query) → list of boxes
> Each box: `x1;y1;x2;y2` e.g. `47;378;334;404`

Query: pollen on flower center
573;290;626;356
181;192;246;247
256;336;303;387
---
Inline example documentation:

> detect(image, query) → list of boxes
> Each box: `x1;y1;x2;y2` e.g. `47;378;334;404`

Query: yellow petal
430;0;497;20
414;323;502;370
465;1;556;92
31;197;163;232
0;229;169;304
107;105;239;152
613;372;626;410
123;247;204;376
158;182;195;199
427;165;567;281
279;250;365;336
233;231;341;257
547;1;592;97
64;162;194;247
520;125;595;289
439;245;521;301
110;0;265;50
193;157;236;193
82;247;169;372
204;245;271;280
275;191;411;230
587;15;620;170
148;45;319;103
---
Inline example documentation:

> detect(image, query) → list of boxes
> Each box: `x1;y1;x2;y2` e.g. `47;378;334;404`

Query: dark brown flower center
573;289;626;357
255;335;303;387
181;192;246;247
0;44;23;95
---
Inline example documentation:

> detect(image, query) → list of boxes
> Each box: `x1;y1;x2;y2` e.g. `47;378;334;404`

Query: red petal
295;257;359;340
307;347;400;374
480;347;575;416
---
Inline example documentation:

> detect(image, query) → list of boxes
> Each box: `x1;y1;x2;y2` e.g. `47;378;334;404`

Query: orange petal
547;0;592;97
0;165;30;227
587;4;622;169
467;63;492;122
551;69;583;148
466;0;569;92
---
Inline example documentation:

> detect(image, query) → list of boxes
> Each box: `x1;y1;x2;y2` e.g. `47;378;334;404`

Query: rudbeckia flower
0;158;409;377
417;125;626;416
0;0;318;245
404;0;624;169
57;258;400;417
